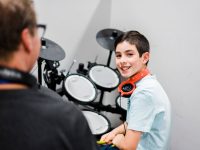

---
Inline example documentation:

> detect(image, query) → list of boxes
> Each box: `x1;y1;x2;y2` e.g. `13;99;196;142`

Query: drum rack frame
56;88;126;120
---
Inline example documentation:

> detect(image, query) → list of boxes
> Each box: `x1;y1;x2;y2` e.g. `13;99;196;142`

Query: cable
120;95;126;135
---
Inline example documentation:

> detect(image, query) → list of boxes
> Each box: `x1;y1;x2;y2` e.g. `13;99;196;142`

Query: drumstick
96;141;115;147
67;59;76;75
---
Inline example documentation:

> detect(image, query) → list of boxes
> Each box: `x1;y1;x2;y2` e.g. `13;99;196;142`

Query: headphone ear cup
122;83;134;92
118;81;136;97
118;68;150;97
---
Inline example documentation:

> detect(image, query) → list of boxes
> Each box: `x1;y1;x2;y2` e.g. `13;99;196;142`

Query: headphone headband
0;66;37;87
118;68;150;97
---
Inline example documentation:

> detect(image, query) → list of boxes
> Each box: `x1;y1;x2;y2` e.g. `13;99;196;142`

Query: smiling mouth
120;66;131;71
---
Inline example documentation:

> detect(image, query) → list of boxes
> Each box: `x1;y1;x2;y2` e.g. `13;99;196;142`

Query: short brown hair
0;0;37;60
114;30;150;57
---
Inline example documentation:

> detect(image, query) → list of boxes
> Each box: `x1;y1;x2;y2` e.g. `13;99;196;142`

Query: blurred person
0;0;98;150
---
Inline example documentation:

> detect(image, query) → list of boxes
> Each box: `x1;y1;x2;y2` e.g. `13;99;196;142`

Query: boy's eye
116;55;121;58
115;54;121;58
127;53;134;57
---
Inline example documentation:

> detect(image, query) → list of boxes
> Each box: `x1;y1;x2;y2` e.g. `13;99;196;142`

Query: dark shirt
0;86;98;150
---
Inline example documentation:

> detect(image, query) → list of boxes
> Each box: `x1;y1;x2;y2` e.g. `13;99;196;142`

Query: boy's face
115;41;149;78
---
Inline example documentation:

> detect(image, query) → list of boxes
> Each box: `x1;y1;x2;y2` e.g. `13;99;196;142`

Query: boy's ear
142;52;150;64
21;28;33;53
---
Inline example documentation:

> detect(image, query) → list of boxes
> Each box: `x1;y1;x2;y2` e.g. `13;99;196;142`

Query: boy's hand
100;131;116;144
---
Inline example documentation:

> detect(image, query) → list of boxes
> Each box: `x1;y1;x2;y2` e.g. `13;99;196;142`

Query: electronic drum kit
38;29;129;138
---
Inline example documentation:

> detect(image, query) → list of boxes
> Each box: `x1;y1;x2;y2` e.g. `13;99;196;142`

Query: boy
100;31;171;150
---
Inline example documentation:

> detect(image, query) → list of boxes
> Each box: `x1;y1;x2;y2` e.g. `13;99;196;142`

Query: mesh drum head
89;65;119;90
64;74;96;103
116;96;128;111
82;110;110;135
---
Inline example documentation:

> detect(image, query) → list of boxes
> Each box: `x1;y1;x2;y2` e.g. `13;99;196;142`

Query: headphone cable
120;95;126;135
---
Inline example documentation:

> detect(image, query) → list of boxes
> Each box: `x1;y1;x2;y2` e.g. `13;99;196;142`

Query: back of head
114;30;150;57
0;0;37;61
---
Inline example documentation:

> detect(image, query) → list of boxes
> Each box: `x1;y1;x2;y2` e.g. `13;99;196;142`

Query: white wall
34;0;200;149
34;0;112;71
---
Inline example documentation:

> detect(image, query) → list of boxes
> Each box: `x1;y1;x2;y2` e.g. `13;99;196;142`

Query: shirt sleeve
127;90;156;133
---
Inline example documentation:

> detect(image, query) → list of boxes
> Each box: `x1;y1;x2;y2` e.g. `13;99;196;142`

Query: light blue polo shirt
126;75;171;150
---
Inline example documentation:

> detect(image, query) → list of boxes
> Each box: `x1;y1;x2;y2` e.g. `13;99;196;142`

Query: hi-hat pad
96;28;124;51
40;38;65;61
